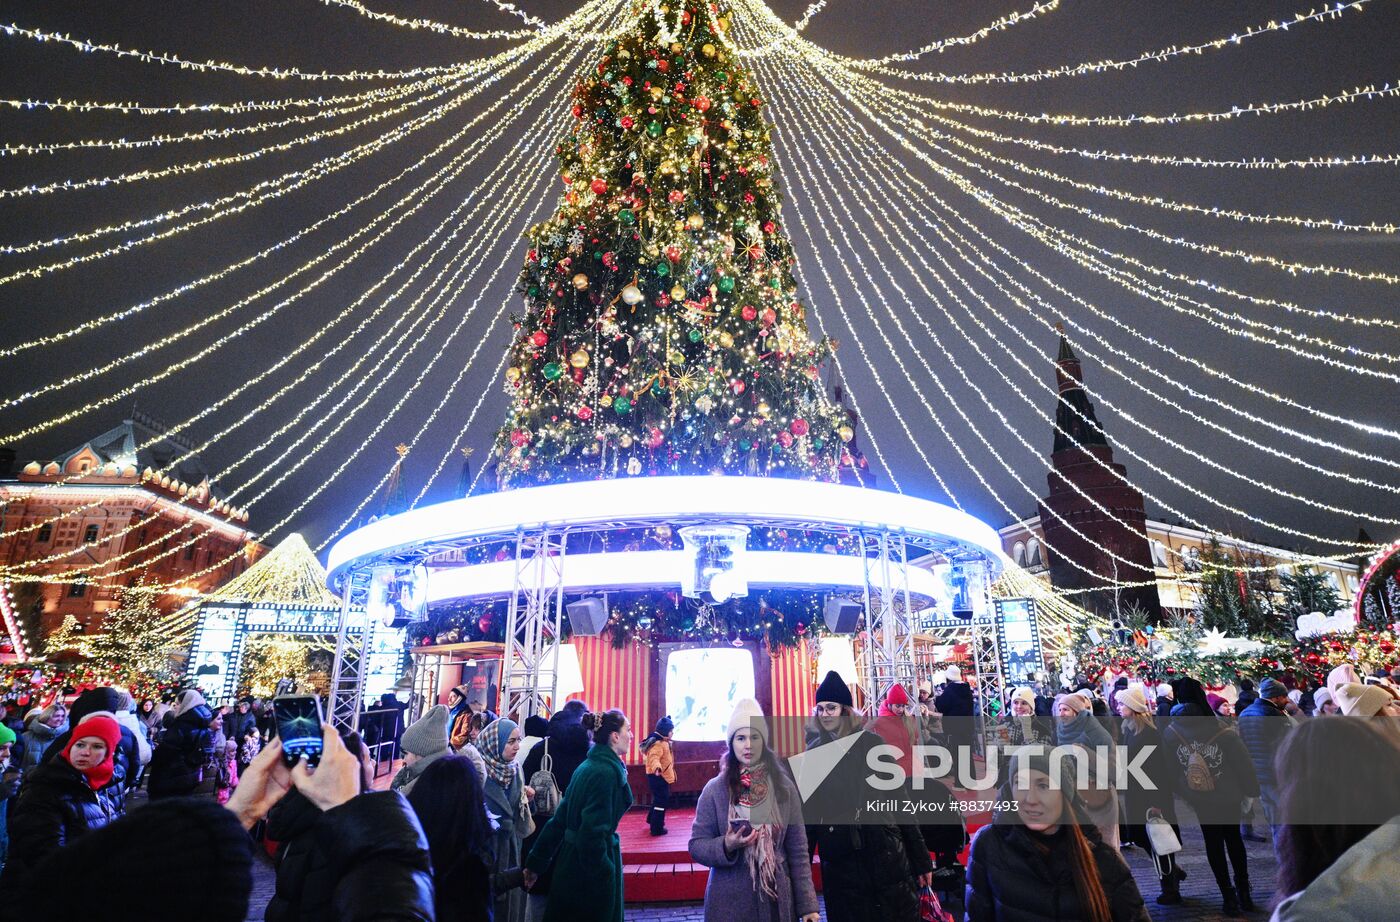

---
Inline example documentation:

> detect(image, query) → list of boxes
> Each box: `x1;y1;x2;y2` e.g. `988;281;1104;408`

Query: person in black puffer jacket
519;699;591;913
265;731;373;922
965;750;1149;922
804;672;933;922
38;686;141;811
1;715;123;884
147;689;216;799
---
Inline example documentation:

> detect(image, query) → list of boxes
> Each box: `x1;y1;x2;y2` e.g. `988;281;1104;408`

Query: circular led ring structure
325;476;1008;594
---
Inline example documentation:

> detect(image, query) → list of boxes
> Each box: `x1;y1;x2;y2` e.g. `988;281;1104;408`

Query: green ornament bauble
717;276;736;293
614;396;632;415
769;277;782;289
618;208;635;224
527;285;540;297
655;262;670;277
739;439;752;452
542;362;563;381
813;437;825;450
647;121;663;137
687;328;703;343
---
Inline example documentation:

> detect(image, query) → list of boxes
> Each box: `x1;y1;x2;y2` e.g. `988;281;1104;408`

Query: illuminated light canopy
426;548;945;607
326;476;1007;593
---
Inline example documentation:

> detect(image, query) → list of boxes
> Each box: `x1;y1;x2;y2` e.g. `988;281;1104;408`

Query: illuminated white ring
325;476;1007;593
427;549;945;606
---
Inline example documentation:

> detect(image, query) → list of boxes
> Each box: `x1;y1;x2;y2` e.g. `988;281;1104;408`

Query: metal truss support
330;567;374;734
966;566;1002;754
501;529;568;721
861;530;917;706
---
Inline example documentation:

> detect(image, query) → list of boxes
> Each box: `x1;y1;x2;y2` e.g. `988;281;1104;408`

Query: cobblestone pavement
245;808;1277;921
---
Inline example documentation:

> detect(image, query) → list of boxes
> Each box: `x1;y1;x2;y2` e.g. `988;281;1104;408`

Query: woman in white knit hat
1118;684;1185;905
689;698;818;922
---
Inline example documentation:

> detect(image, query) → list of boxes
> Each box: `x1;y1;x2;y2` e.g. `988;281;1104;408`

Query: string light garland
848;1;1372;83
743;8;1387;576
0;7;618;589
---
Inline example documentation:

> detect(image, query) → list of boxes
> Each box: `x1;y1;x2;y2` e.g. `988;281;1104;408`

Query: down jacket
265;788;337;922
0;758;119;881
298;791;434;922
965;817;1149;922
39;688;143;811
1236;697;1291;789
803;728;933;922
146;703;215;798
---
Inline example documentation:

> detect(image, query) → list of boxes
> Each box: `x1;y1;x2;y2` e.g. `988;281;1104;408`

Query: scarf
732;763;782;903
477;718;519;787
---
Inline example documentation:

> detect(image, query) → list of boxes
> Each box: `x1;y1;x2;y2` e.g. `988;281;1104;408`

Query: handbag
1145;808;1182;856
528;739;561;817
918;886;955;922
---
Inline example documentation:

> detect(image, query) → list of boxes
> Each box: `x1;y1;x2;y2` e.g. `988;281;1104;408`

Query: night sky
1;0;1396;559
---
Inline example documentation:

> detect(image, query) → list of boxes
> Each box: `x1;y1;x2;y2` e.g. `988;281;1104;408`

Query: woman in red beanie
0;714;121;882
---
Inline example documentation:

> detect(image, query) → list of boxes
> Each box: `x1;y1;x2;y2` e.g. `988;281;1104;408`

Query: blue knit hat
1258;678;1288;700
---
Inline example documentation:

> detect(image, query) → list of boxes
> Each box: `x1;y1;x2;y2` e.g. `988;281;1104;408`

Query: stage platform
619;788;990;903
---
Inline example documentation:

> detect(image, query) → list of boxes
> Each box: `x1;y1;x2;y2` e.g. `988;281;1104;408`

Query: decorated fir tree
490;0;854;487
85;587;177;687
44;614;88;659
1279;565;1341;621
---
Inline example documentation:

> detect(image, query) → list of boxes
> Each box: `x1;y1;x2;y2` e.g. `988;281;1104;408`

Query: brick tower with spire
1037;329;1162;620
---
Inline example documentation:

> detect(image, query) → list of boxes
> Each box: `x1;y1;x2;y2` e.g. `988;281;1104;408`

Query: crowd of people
0;661;1394;921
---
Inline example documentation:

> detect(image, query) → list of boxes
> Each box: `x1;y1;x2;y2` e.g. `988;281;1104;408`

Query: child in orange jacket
640;715;676;836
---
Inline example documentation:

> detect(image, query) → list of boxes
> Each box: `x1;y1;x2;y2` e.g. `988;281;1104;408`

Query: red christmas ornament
510;429;530;448
731;379;746;395
646;427;665;448
777;431;794;448
694;96;711;111
789;418;809;436
590;178;608;195
576;405;593;421
741;304;758;321
665;245;682;262
530;330;549;347
760;307;777;326
620;116;634;129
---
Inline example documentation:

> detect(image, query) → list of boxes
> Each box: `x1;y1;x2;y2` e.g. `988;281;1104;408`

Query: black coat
965;819;1150;922
1;759;119;881
38;688;141;810
1163;718;1259;821
935;682;974;718
312;791;434;922
431;849;495;922
147;705;215;799
228;707;258;746
1237;697;1290;790
519;712;591;895
805;729;933;922
266;788;336;922
1120;723;1177;849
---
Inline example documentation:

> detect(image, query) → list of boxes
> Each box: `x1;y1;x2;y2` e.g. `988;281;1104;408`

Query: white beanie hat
1312;687;1333;710
1010;686;1036;708
945;665;962;683
1328;663;1361;695
1287;689;1303;707
726;697;768;742
1155;683;1173;699
1118;684;1151;715
1336;683;1391;718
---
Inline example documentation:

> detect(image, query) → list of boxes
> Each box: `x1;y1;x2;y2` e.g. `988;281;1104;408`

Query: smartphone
728;819;752;836
274;694;324;767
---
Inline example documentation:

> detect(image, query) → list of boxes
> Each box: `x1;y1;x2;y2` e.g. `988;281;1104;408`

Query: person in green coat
524;708;634;922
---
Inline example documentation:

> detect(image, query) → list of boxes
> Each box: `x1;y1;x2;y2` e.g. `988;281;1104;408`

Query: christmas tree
85;587;178;687
490;0;853;488
44;614;89;659
1279;566;1341;621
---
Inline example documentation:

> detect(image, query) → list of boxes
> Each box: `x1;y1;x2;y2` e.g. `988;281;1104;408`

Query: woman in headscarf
1054;692;1119;848
478;717;532;922
689;698;818;922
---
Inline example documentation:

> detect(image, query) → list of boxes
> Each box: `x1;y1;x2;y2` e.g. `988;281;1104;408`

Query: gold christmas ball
716;17;729;32
701;42;716;58
650;86;664;100
669;284;687;302
569;348;590;369
757;401;771;417
686;213;704;231
619;433;634;448
718;331;735;348
670;42;683;54
668;350;686;366
838;425;855;443
599;394;613;407
620;284;644;305
571;272;590;290
505;367;522;383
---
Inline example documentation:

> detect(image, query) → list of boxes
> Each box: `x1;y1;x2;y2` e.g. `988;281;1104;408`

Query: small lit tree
45;614;90;659
1279;566;1342;621
85;587;178;687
